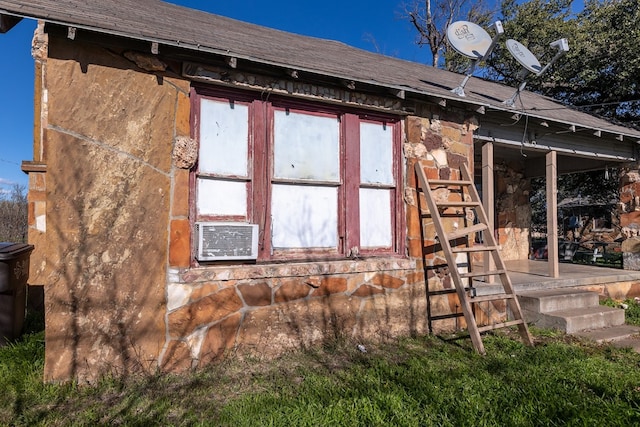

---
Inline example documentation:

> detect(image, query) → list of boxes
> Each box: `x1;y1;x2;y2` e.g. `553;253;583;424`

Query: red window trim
191;86;406;263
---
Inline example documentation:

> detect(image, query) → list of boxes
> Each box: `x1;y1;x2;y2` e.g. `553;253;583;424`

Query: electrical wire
517;92;529;157
0;158;20;166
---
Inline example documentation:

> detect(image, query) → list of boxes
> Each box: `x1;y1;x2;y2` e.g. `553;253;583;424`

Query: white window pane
197;178;247;217
271;184;337;248
199;99;249;176
273;110;340;182
360;122;394;185
360;188;392;248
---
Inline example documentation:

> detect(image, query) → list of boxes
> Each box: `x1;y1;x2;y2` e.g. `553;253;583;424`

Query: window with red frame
193;88;404;261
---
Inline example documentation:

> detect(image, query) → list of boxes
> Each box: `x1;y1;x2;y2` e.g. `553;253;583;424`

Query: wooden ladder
415;160;534;354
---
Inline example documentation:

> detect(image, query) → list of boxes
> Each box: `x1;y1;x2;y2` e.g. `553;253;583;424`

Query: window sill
172;257;415;284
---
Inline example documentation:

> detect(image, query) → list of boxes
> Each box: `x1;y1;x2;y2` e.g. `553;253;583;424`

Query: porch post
546;150;559;277
482;142;495;282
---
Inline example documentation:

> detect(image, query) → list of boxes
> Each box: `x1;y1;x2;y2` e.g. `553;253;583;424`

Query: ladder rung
476;319;525;333
469;294;515;304
427;288;458;296
459;270;506;279
436;201;481;208
431;312;465;321
452;246;499;253
428;286;478;296
428;179;473;186
447;223;488;241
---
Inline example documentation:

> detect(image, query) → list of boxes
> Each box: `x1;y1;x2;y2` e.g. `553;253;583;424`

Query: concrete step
610;337;640;352
573;324;640;343
518;289;599;313
527;305;625;334
574;325;640;352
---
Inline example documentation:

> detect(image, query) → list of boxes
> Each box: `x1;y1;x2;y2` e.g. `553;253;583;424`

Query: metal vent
196;222;259;261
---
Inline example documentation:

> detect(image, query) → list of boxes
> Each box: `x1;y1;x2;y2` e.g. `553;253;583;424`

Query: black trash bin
0;243;35;346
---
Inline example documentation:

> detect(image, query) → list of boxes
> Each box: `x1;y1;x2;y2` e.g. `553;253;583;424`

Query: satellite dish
447;20;504;97
503;37;570;107
447;21;494;60
505;39;542;74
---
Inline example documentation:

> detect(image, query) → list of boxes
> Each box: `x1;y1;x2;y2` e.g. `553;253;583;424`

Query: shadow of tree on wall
45;126;170;383
46;145;167;380
39;32;188;382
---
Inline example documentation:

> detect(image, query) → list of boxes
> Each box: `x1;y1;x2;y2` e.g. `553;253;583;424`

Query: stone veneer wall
402;111;506;329
32;29;508;382
494;161;531;261
619;167;640;269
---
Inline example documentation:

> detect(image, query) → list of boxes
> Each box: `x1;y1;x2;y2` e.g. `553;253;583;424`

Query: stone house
2;0;640;382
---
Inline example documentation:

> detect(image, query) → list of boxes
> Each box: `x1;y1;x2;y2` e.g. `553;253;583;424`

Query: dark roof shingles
0;0;638;138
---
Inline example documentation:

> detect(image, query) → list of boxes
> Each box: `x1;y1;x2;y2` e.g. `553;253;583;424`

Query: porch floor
472;260;640;296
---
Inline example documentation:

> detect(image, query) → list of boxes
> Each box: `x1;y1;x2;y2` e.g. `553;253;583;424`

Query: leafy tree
0;184;27;243
565;0;640;127
490;0;639;128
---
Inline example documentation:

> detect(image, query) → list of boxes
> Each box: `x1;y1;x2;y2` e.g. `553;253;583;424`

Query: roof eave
3;8;639;142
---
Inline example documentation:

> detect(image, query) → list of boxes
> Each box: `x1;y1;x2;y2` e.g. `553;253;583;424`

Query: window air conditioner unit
195;222;259;261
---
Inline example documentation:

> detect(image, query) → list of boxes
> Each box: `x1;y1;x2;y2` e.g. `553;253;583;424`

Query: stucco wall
40;36;189;382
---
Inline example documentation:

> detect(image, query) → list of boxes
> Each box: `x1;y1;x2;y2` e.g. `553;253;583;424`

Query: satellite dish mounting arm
451;21;504;97
538;38;569;76
504;70;531;108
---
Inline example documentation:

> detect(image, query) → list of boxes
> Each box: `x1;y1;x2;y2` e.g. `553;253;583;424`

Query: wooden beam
546;151;559;278
390;89;405;99
341;80;356;90
226;56;237;69
21;161;47;174
0;14;22;33
482;142;495;283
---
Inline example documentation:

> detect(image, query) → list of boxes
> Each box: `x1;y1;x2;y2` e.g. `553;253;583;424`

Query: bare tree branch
401;0;493;69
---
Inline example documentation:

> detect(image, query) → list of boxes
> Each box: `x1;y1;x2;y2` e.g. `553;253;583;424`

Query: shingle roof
1;0;639;140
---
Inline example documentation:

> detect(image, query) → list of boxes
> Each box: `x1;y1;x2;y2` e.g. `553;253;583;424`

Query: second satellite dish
503;37;569;107
505;39;542;74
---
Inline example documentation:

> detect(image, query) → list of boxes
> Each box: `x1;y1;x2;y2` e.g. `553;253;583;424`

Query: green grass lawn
2;317;640;426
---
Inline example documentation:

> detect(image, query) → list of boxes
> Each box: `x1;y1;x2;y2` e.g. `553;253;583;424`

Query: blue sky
0;0;584;194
